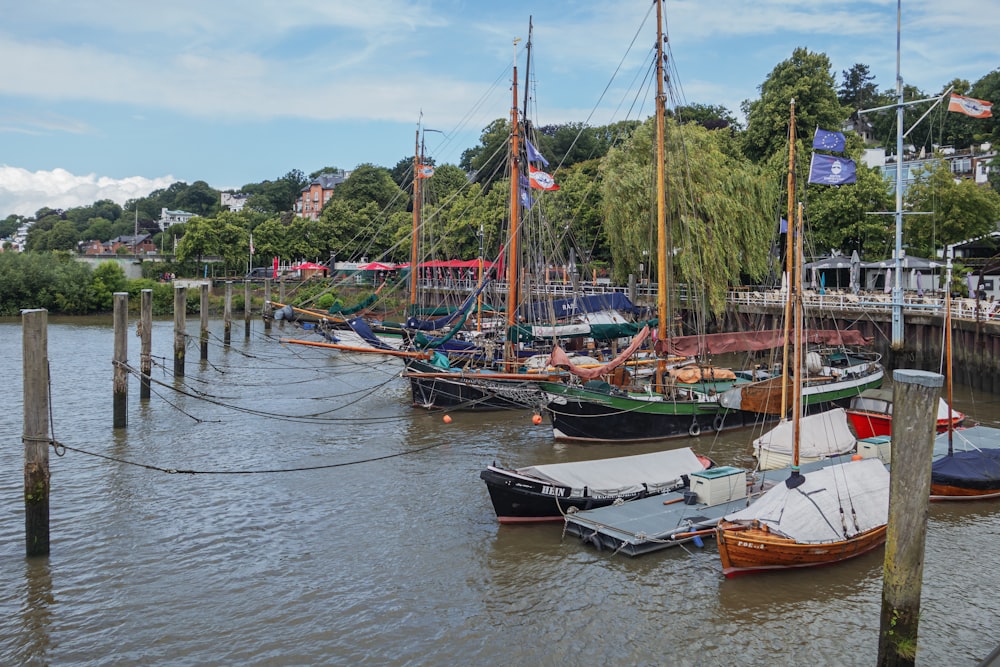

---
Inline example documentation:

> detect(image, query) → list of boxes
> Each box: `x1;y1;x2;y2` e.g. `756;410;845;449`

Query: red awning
358;262;396;271
289;262;328;271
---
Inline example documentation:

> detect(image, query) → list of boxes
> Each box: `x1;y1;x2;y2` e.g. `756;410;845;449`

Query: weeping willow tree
602;117;778;316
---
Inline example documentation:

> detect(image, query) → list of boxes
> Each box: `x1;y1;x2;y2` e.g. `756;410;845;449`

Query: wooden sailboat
929;251;1000;501
537;0;754;443
401;30;567;410
714;110;890;576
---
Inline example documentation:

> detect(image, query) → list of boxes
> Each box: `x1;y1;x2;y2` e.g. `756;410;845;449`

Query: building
297;171;348;220
221;192;249;212
159;207;195;231
868;142;996;196
80;234;157;255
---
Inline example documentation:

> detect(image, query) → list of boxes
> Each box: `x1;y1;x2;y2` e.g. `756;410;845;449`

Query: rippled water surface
2;317;999;666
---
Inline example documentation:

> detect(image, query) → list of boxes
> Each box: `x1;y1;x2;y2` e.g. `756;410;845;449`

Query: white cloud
0;167;175;218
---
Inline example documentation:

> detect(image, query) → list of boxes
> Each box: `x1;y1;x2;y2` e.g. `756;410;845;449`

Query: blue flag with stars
813;128;846;152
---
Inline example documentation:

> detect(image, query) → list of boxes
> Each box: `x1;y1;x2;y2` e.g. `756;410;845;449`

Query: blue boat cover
346;317;396;351
405;281;490;331
931;448;1000;490
518;293;640;321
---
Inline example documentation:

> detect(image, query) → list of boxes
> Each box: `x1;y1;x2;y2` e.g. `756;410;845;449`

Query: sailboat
929;251;1000;500
401;28;570;410
714;108;890;577
534;0;754;442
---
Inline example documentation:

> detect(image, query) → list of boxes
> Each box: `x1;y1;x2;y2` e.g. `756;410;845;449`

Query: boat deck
565;455;873;557
563;491;754;556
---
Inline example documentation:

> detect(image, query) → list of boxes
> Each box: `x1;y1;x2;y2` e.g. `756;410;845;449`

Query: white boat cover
724;458;889;543
516;448;704;497
754;407;856;464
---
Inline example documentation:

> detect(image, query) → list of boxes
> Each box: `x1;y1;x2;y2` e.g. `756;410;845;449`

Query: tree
742;48;844;162
905;161;1000;257
602;117;777;315
460;118;510;190
838;64;880;116
331;164;405;213
174;217;220;264
669;104;739;130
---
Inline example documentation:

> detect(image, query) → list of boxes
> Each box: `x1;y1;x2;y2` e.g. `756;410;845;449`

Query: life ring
689;421;701;438
713;414;725;432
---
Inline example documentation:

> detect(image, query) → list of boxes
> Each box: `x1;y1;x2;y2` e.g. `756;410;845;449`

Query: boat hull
847;411;962;440
715;521;887;577
540;382;767;443
404;358;545;411
480;467;652;523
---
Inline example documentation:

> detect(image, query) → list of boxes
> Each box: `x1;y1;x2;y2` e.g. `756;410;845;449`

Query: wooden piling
263;278;272;333
200;283;209;361
22;308;50;557
244;279;251;339
140;289;152;400
173;285;186;377
878;368;944;667
113;292;129;428
224;281;233;346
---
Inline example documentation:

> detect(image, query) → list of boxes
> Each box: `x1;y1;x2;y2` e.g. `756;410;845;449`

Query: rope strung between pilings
41;436;452;475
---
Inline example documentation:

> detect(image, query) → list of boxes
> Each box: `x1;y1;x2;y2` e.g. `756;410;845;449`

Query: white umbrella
884;268;892;294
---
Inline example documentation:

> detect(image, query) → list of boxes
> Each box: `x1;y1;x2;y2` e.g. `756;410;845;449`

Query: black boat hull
480;467;651;523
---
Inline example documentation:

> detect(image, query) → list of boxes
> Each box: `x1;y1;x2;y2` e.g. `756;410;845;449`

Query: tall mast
409;127;421;311
780;99;796;417
503;40;522;366
891;0;904;347
787;201;805;489
654;0;668;371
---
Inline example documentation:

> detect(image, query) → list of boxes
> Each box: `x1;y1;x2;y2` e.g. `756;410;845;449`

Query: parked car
245;267;275;279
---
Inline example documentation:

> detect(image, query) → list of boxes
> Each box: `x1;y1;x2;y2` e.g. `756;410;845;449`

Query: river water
1;316;999;666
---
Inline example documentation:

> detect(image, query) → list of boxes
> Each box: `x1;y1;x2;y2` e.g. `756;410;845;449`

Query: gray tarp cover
724;458;889;542
517;447;705;497
753;407;857;459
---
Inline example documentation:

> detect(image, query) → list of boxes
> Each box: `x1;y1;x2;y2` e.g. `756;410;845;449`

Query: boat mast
409;126;421;312
780;99;796;417
945;249;954;454
787;201;806;488
503;39;522;367
891;0;904;347
654;0;668;374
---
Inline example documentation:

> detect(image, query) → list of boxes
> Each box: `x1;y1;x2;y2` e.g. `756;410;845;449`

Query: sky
1;0;998;219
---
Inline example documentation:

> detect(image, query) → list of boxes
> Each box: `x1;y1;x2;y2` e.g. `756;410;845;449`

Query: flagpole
890;0;904;348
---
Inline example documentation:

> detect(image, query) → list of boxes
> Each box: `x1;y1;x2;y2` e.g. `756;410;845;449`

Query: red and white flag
948;94;992;118
528;165;559;191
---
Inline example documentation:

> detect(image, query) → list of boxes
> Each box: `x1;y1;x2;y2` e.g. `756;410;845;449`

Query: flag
249;232;255;255
528;165;559;191
948;94;992;118
808;153;856;185
519;187;535;209
525;139;550;167
779;218;788;234
416;164;434;179
813;128;846;152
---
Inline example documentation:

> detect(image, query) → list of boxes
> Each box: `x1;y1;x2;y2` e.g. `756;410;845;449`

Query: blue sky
1;0;997;218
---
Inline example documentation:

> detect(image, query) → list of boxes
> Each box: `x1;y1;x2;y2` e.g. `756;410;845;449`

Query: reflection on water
0;318;998;666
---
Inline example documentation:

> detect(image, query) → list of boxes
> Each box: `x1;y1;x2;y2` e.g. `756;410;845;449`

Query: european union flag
808;153;856;185
813;128;846;152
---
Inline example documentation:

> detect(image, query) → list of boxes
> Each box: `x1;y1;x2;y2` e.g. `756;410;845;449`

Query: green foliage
602;118;777;315
331;164;405;214
905;161;1000;257
0;252;94;315
90;261;129;311
742;48;844;162
127;279;176;315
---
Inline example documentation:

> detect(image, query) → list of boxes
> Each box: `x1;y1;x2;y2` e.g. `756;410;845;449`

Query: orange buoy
532;414;543;425
852;454;863;461
443;415;452;424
